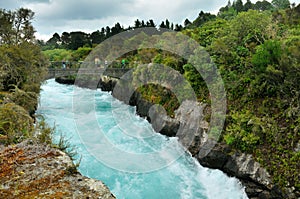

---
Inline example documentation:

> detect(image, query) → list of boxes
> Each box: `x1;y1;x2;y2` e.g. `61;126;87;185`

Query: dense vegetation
171;2;300;192
204;4;300;191
177;2;300;193
0;8;52;145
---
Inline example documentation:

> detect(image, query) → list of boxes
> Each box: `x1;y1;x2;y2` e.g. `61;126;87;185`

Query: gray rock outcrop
0;141;115;199
198;143;288;199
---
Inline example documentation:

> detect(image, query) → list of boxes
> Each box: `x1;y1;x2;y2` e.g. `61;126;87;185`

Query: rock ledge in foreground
0;141;115;199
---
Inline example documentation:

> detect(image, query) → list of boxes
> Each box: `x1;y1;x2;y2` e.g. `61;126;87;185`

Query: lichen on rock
0;140;115;199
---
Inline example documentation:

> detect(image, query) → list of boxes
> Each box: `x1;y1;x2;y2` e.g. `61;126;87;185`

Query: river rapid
37;79;248;199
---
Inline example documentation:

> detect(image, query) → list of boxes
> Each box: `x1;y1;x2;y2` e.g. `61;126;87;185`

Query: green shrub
34;116;54;145
252;40;282;72
225;111;262;152
0;103;34;145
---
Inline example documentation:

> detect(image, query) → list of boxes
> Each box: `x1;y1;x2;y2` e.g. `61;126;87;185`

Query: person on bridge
121;59;126;68
95;56;101;67
62;61;66;69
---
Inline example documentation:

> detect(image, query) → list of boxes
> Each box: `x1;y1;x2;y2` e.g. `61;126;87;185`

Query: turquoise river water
37;79;248;199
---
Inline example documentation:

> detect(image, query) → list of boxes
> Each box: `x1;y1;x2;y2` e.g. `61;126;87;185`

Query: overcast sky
0;0;299;41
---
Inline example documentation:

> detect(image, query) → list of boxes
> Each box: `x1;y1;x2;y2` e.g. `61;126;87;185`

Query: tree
68;31;90;50
105;26;111;37
244;0;254;11
145;19;155;27
171;23;174;30
46;33;61;48
111;22;123;36
183;18;227;47
0;42;47;92
211;10;274;68
174;24;183;31
219;0;232;13
159;21;166;29
218;6;238;19
184;19;192;28
230;10;273;46
254;0;274;11
61;32;70;48
165;19;170;29
14;8;35;43
0;9;14;44
134;19;141;28
0;8;50;147
272;0;290;9
233;0;244;12
71;47;92;62
0;8;35;44
90;30;105;44
193;11;216;27
148;19;155;27
50;32;61;42
285;3;300;25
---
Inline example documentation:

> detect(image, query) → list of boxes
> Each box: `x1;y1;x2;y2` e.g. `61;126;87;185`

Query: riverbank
0;77;116;198
55;76;297;198
0;140;115;198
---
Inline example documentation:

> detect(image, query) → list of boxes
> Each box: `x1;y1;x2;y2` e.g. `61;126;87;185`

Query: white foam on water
37;79;249;199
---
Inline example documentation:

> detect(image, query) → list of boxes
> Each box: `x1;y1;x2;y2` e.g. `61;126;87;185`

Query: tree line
40;19;186;50
219;0;291;13
41;0;293;51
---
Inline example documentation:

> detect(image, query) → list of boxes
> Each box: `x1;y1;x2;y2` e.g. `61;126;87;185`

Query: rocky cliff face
99;77;291;199
0;141;115;199
197;143;290;199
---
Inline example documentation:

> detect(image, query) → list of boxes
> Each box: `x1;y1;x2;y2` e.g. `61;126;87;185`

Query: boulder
197;143;287;199
55;76;75;85
98;76;117;92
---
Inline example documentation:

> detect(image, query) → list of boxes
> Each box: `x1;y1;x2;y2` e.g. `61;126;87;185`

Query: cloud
27;0;214;40
29;0;222;35
28;0;136;20
21;0;50;3
0;0;21;10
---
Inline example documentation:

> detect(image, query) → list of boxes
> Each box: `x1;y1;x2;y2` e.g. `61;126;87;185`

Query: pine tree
134;19;141;28
165;19;170;29
244;0;254;11
184;19;192;27
233;0;244;12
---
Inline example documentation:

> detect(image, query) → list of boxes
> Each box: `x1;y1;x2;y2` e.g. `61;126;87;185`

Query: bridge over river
47;68;130;80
